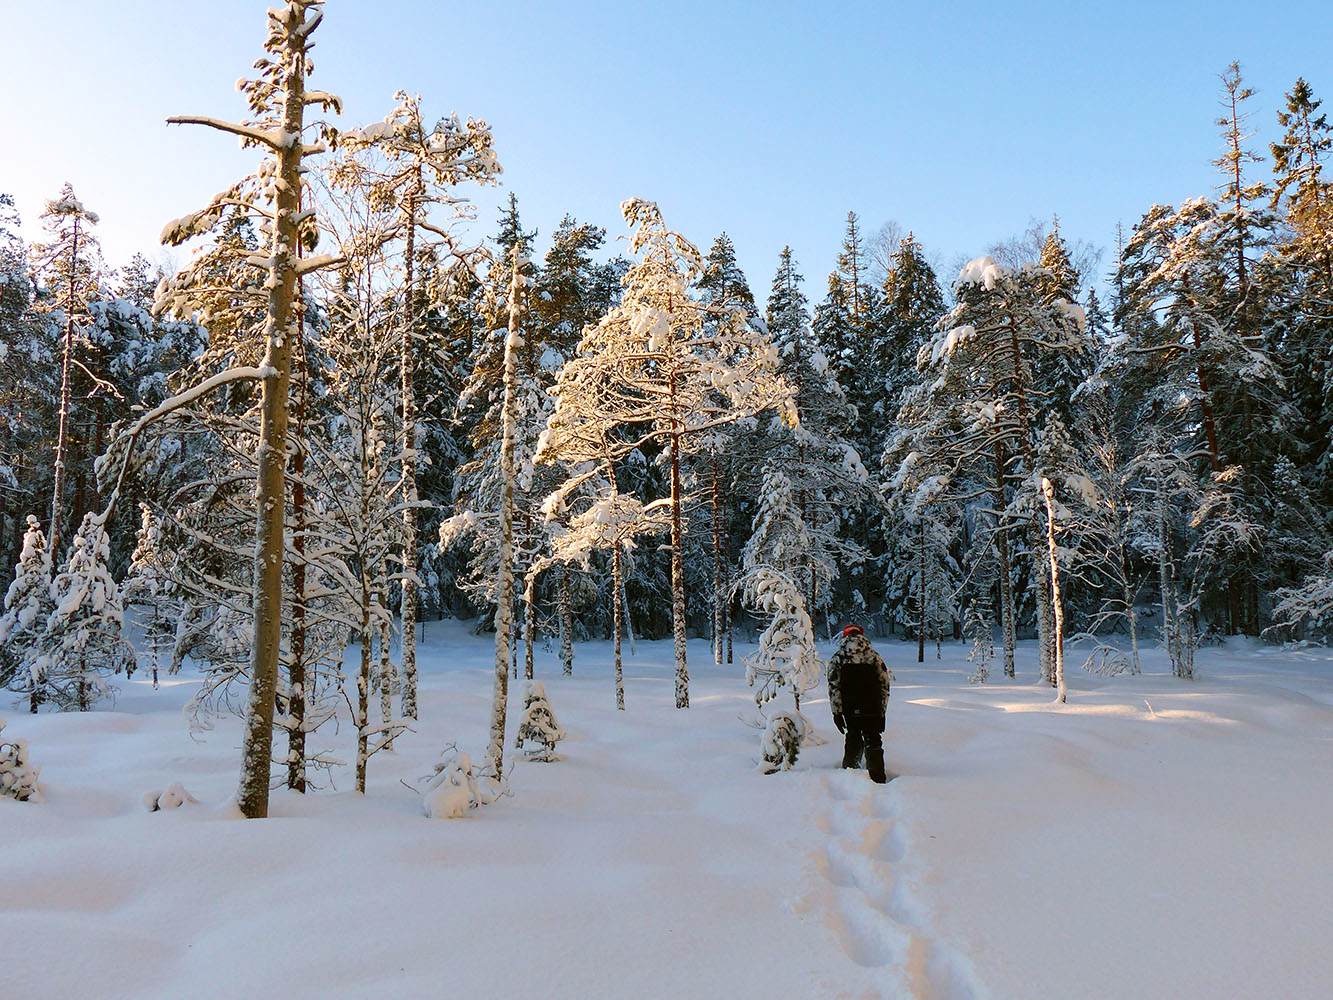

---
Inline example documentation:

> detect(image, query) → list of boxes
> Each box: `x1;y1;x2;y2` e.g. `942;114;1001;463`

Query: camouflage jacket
827;634;890;728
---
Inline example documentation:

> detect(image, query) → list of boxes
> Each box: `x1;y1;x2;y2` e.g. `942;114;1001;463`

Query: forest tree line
1;2;1331;811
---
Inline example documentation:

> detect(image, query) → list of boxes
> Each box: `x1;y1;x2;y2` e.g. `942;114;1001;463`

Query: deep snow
2;623;1330;999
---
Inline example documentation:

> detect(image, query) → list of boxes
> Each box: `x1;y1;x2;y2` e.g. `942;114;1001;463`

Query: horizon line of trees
2;10;1330;812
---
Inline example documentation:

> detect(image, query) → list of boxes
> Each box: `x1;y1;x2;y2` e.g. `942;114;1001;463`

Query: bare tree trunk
484;249;523;778
917;518;926;663
670;425;688;708
1042;479;1067;703
523;567;535;682
559;568;573;676
613;544;625;710
236;23;308;819
399;185;420;720
991;445;1017;678
287;329;308;792
49;216;80;558
712;456;724;665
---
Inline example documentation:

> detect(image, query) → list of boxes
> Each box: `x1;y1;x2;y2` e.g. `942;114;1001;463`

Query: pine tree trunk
378;564;395;752
485;250;523;779
712;457;724;665
917;519;926;664
1042;479;1067;703
356;594;371;794
670;426;688;708
990;445;1017;678
287;340;308;793
523;568;535;682
236;35;306;819
49;216;80;559
612;543;625;710
559;568;573;676
400;185;420;720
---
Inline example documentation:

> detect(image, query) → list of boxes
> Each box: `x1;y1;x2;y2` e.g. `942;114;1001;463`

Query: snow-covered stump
0;717;40;802
143;782;199;812
515;680;565;762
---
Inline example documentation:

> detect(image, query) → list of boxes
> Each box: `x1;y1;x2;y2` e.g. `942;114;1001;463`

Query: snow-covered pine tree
41;512;136;710
335;91;500;721
540;199;792;708
514;680;564;761
739;466;823;712
157;0;344;818
0;517;54;712
121;504;177;689
913;256;1089;680
763;246;870;634
0;717;39;802
27;186;102;558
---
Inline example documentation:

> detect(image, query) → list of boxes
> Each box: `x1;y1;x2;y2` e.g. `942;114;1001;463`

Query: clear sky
3;1;1329;299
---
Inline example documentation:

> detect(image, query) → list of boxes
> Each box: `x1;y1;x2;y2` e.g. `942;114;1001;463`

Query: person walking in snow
828;624;891;784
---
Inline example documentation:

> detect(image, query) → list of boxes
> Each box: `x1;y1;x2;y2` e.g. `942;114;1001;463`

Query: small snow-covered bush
758;711;803;774
0;717;40;802
143;781;199;812
515;681;564;762
422;750;481;819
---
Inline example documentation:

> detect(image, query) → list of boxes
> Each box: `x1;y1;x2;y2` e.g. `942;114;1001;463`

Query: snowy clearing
2;625;1330;1000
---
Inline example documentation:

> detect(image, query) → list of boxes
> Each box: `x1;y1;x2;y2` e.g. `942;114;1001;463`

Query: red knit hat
841;624;864;638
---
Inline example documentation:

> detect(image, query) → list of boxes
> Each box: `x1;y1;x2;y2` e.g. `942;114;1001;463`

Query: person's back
828;625;890;783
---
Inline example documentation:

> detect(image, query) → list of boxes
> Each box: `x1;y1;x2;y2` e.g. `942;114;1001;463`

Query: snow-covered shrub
143;782;199;812
0;717;40;802
515;681;565;762
758;711;803;774
422;750;482;819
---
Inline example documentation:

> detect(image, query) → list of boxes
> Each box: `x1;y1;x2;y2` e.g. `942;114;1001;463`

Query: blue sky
3;1;1328;299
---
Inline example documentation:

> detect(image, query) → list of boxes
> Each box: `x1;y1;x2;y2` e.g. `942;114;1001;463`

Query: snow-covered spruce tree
158;0;343;818
27;186;102;558
696;232;759;664
121;504;177;689
542;199;792;708
738;466;823;713
41;512;136;711
758;711;802;774
763;246;870;634
514;680;564;761
334;91;500;721
0;517;54;712
912;257;1089;681
0;717;40;802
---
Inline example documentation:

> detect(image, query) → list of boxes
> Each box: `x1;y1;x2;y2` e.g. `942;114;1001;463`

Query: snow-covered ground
2;624;1331;999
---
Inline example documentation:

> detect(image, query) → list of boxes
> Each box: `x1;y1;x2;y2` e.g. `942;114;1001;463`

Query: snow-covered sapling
515;680;565;762
0;717;40;802
758;711;803;774
421;750;482;819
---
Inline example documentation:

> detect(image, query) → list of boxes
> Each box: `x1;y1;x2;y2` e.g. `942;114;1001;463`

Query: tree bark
399;184;420;720
236;23;307;819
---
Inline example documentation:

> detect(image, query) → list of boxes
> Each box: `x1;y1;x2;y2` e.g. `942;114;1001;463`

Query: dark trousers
841;726;886;784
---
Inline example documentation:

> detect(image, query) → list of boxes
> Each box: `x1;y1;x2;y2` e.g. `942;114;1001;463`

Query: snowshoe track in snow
821;771;983;1000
